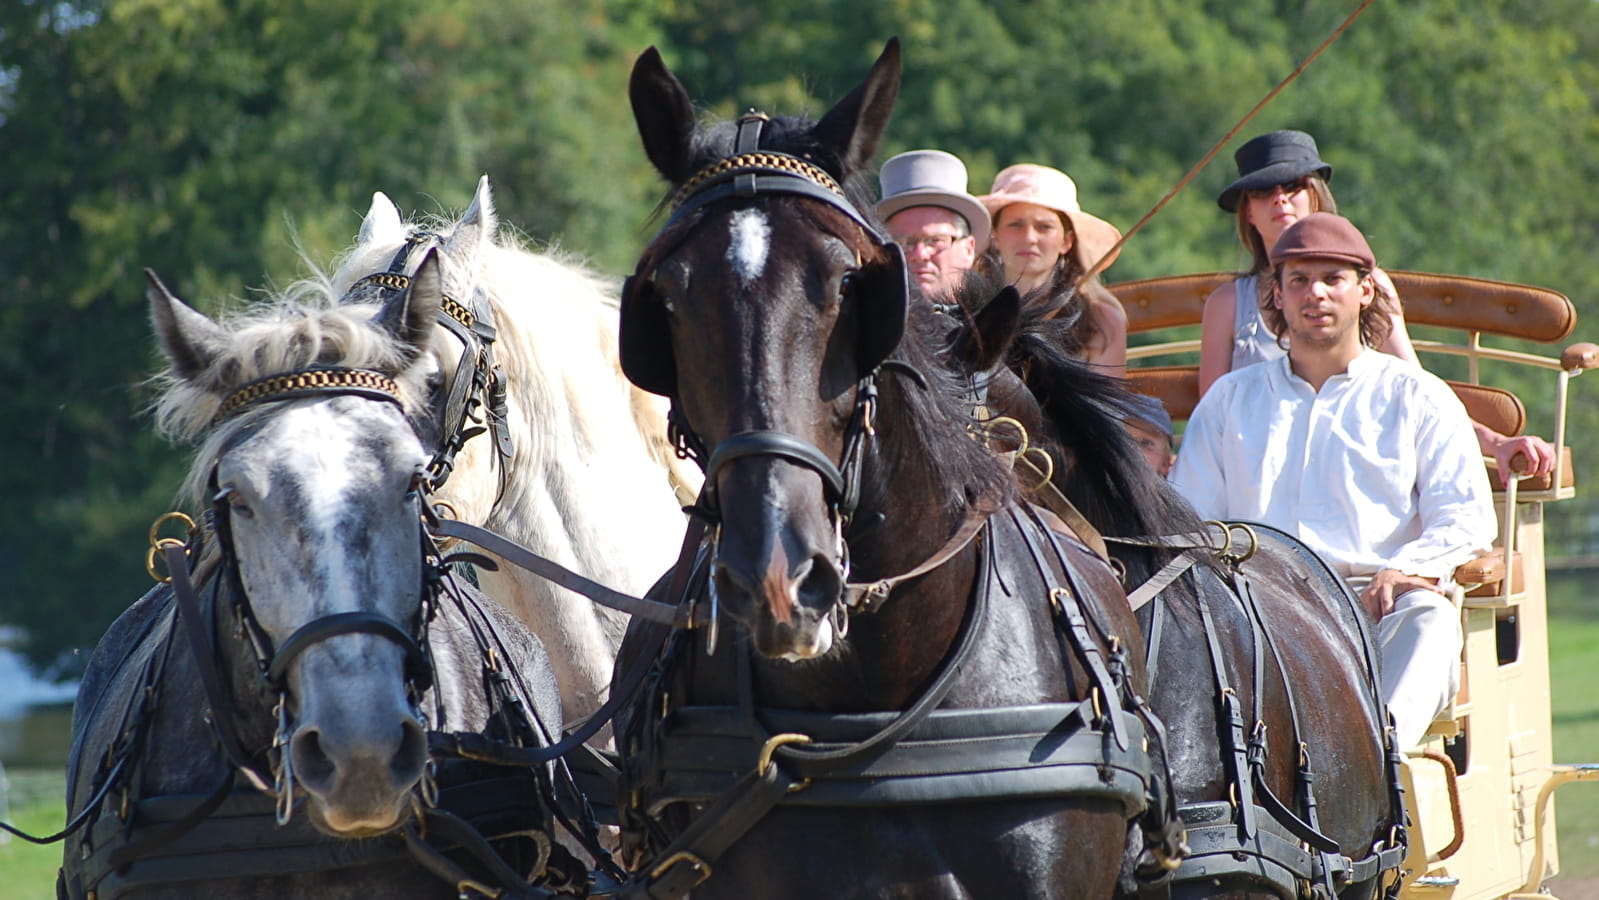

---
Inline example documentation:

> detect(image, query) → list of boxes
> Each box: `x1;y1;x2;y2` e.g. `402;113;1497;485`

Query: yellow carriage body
1113;270;1599;900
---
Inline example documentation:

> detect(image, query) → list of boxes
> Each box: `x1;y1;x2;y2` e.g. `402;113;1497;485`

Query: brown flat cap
1269;212;1375;270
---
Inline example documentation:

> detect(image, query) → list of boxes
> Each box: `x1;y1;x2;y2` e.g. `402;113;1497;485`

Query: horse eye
216;486;253;520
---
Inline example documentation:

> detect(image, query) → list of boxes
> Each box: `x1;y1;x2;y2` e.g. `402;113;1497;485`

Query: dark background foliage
3;0;1596;676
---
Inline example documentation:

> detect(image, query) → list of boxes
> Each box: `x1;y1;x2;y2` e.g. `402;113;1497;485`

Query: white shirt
1171;350;1496;582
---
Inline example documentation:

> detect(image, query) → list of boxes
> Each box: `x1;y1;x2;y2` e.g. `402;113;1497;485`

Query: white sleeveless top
1230;274;1285;370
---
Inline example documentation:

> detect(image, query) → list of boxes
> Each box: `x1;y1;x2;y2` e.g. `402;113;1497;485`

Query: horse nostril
290;727;336;789
392;718;427;785
798;554;843;612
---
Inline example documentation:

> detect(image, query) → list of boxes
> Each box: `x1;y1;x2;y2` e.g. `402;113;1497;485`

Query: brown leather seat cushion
1458;549;1526;597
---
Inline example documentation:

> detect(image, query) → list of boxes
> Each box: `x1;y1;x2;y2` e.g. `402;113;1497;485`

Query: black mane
988;297;1204;541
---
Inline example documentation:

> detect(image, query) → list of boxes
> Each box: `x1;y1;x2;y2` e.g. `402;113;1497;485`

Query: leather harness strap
622;508;1167;900
1117;523;1408;899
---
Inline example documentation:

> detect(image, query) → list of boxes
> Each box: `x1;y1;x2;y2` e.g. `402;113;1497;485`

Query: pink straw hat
979;164;1122;272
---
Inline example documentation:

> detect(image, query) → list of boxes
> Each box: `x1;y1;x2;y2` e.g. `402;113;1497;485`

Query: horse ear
359;192;405;247
459;175;496;238
630;46;700;183
147;269;227;381
619;270;677;397
377;249;443;356
850;242;909;379
962;286;1022;373
445;175;495;263
813;37;901;176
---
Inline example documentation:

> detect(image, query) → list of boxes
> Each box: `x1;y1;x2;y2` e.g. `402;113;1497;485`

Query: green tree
0;0;663;675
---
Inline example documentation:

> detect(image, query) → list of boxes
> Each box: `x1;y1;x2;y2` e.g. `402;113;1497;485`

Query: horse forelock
153;299;436;501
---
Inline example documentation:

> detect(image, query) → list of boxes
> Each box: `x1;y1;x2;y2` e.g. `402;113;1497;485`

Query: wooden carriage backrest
1112;269;1577;345
1388;271;1574;342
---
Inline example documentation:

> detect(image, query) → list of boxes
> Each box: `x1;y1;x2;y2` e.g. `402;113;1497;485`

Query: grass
1548;570;1599;879
0;767;66;899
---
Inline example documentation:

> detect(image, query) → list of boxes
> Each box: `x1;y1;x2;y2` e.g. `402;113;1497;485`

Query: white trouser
1371;587;1464;750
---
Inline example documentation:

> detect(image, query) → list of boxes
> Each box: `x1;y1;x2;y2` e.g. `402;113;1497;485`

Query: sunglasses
1244;179;1310;201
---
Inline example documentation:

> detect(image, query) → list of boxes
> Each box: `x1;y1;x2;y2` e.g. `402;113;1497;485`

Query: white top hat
875;150;990;250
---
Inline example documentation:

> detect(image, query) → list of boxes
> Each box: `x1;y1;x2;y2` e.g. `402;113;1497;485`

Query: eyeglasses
894;233;966;253
1244;179;1309;201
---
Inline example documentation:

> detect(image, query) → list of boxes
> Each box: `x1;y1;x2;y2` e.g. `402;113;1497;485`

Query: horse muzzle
287;690;429;837
712;528;845;661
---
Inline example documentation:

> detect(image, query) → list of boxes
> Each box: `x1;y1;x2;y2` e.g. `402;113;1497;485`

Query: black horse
58;254;590;899
968;297;1408;900
610;40;1184;900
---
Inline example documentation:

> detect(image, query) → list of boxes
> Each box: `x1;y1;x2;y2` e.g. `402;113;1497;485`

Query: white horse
311;177;693;728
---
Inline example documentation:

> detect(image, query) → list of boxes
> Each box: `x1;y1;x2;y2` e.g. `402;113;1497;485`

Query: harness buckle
757;733;813;775
650;851;713;891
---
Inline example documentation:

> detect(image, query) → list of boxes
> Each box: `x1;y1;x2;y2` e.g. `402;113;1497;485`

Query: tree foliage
2;0;1596;675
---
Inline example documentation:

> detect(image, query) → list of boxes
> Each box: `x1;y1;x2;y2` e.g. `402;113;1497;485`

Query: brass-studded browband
351;272;476;332
216;367;402;421
669;151;843;210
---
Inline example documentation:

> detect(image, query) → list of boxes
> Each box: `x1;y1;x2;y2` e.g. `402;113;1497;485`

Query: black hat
1217;130;1333;213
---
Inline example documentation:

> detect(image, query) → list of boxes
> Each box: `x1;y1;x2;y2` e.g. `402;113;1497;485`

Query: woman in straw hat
979;163;1129;377
1201;129;1555;483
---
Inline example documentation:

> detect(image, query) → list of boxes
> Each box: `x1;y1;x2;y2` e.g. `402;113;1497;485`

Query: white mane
308;177;692;726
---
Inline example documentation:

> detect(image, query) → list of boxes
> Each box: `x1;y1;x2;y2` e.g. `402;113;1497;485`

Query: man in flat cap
1172;212;1495;750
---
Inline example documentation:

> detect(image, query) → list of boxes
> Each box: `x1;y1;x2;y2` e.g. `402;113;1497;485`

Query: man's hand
1361;568;1442;620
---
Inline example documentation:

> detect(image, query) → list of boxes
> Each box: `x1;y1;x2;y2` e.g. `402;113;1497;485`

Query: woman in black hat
1197;129;1556;485
1198;129;1414;396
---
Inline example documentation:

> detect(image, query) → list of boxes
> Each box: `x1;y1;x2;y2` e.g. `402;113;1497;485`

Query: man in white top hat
875;150;989;298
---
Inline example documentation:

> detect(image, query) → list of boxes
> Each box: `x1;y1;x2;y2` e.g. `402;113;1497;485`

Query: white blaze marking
727;209;770;287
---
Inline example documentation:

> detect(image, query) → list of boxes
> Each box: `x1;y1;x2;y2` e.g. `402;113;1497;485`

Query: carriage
1113;269;1599;900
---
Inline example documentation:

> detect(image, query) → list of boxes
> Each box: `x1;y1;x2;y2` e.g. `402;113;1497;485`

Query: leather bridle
626;114;934;631
342;232;515;493
194;367;441;820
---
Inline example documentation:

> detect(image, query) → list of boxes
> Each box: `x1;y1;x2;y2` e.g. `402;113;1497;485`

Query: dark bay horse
609;40;1184;900
59;253;587;898
972;302;1407;900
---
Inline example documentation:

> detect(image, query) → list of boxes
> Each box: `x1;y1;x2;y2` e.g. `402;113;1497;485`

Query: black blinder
850;240;910;379
620;271;678;397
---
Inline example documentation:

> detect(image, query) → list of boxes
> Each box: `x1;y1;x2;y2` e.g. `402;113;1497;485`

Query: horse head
620;41;916;661
147;253;445;837
345;176;503;521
